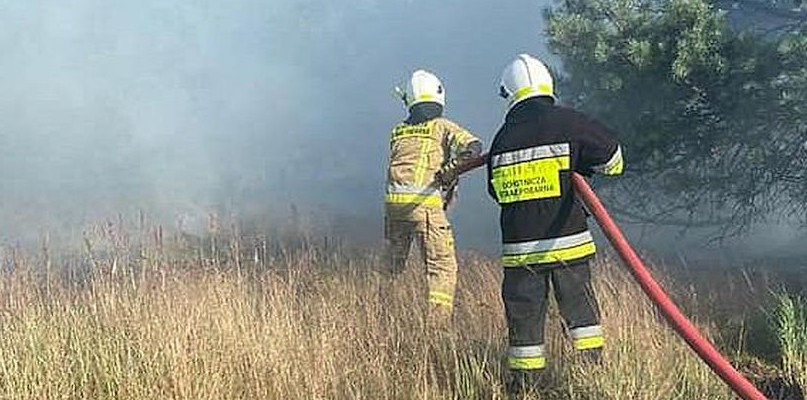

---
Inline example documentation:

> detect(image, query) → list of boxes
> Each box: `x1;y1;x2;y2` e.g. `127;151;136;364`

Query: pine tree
546;0;807;233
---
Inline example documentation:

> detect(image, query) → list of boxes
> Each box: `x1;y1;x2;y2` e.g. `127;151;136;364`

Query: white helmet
499;54;555;108
395;69;445;108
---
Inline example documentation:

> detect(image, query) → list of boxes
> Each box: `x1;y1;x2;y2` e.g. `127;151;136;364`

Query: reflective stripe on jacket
386;116;479;215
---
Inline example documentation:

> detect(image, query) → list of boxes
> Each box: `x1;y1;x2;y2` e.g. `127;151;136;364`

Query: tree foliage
545;0;807;234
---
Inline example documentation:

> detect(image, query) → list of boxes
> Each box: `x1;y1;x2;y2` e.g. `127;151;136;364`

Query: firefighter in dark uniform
487;54;624;394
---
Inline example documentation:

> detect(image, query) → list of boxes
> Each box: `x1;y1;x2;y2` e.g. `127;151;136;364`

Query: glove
436;160;459;188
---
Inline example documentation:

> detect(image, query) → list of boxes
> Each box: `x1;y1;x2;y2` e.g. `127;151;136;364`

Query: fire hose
457;156;768;400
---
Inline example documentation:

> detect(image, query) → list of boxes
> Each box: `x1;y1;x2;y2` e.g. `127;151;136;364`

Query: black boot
578;348;603;365
506;370;546;398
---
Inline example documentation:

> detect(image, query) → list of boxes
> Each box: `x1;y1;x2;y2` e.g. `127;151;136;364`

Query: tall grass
0;225;745;399
774;293;807;394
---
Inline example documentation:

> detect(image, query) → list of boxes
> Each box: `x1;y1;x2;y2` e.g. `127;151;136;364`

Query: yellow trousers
384;206;458;322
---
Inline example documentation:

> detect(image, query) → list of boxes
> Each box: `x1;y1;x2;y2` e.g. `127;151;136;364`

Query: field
0;221;804;399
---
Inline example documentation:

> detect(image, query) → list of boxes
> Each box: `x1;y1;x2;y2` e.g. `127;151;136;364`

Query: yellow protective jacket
386;104;480;219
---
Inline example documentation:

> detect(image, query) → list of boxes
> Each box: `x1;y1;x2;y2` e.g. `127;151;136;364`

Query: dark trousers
502;260;602;369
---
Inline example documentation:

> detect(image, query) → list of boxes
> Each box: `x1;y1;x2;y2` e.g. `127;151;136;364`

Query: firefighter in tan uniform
385;69;482;324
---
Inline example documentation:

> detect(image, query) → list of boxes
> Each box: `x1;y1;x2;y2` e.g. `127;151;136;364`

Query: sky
0;0;552;250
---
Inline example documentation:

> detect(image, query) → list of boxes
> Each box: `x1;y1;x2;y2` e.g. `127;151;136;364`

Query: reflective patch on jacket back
391;121;434;141
490;143;571;203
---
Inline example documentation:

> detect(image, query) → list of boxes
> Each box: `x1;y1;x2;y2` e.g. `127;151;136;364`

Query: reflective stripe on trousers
570;325;605;350
428;290;453;308
501;231;596;267
507;345;546;370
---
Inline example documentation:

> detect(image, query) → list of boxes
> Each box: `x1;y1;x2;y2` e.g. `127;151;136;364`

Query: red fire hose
459;157;767;400
572;173;767;400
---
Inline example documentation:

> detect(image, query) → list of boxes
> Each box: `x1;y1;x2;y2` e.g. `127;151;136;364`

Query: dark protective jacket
486;98;623;267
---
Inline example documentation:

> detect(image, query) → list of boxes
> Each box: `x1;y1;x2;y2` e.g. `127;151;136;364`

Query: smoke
1;0;803;270
0;0;550;250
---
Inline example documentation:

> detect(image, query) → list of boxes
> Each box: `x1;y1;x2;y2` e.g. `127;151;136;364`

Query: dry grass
774;293;807;395
0;223;752;399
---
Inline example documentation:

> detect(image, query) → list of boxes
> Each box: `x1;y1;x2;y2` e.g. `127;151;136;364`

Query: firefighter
385;69;482;325
487;54;624;394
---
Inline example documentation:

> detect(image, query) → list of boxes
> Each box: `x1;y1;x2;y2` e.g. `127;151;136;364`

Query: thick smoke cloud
2;0;805;266
0;1;550;250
